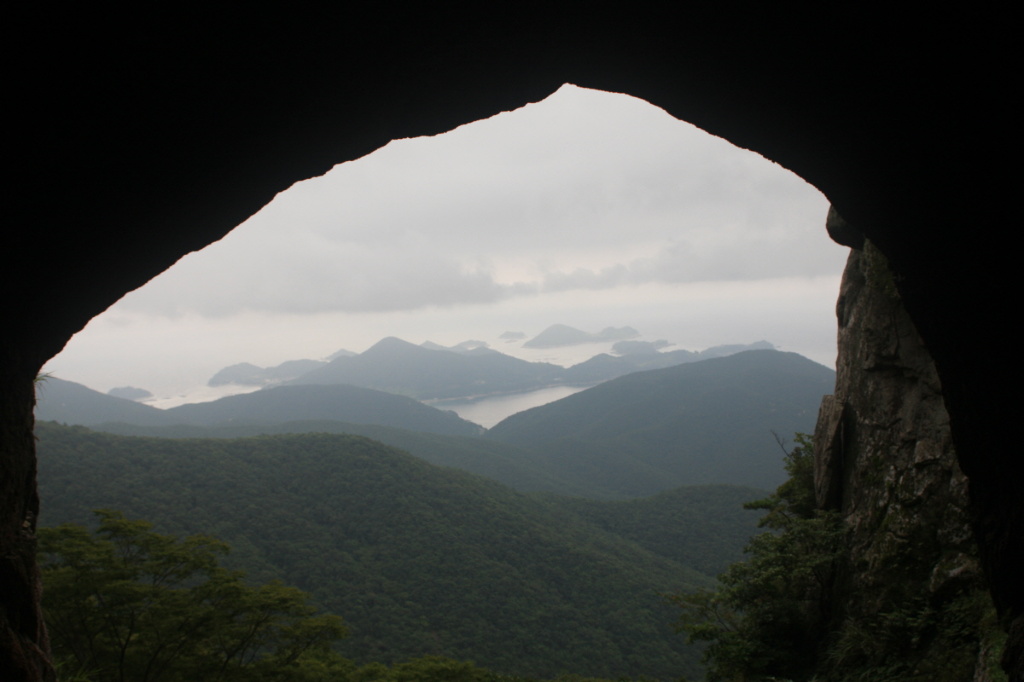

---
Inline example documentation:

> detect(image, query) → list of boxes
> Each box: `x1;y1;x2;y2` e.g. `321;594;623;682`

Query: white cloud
112;85;838;320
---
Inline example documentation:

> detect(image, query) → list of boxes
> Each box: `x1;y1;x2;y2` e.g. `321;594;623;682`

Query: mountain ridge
37;350;831;499
486;350;834;494
36;378;484;437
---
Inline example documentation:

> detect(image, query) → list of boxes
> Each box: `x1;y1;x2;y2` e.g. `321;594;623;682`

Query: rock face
813;236;1002;680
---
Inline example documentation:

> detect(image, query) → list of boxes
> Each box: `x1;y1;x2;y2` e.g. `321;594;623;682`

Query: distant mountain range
559;340;777;385
285;337;566;400
200;334;779;403
36;349;832;498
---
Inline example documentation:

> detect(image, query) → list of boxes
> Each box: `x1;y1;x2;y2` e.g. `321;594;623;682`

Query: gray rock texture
814;240;1003;680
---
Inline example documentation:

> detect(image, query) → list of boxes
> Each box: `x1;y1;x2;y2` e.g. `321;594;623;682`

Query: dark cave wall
4;8;1020;680
10;8;1007;361
0;361;46;679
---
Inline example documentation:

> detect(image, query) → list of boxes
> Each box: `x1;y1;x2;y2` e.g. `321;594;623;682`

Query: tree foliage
670;434;843;681
344;655;642;682
36;423;720;680
39;510;348;682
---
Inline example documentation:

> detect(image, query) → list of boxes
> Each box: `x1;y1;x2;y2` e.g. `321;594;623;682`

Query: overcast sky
48;84;848;400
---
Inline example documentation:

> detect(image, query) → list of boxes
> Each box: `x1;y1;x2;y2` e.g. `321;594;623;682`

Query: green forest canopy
36;423;768;679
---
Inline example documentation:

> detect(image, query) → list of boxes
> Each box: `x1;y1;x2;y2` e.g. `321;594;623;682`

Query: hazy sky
48;84;848;400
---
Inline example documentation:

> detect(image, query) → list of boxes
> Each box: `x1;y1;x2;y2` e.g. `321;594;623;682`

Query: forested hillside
36;378;483;436
36;423;765;680
487;350;834;494
536;485;767;577
80;420;599;498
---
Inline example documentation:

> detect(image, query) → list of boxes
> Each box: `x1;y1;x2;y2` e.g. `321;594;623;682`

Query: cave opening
44;84;846;424
7;11;1020;680
32;84;858;680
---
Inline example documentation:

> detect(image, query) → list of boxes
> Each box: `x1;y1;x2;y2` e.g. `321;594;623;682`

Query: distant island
106;386;152;401
208;359;327;387
522;324;640;348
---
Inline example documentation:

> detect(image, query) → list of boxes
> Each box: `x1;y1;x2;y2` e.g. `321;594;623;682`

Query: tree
39;510;348;682
670;434;843;681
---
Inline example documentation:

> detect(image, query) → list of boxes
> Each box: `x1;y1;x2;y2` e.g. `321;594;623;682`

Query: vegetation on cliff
672;435;842;680
673;433;1006;682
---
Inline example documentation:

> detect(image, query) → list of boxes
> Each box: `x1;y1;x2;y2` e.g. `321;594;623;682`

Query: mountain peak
363;337;423;355
524;324;640;349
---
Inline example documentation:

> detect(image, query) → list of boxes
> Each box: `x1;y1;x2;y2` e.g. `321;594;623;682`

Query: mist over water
143;384;262;410
429;386;590;429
